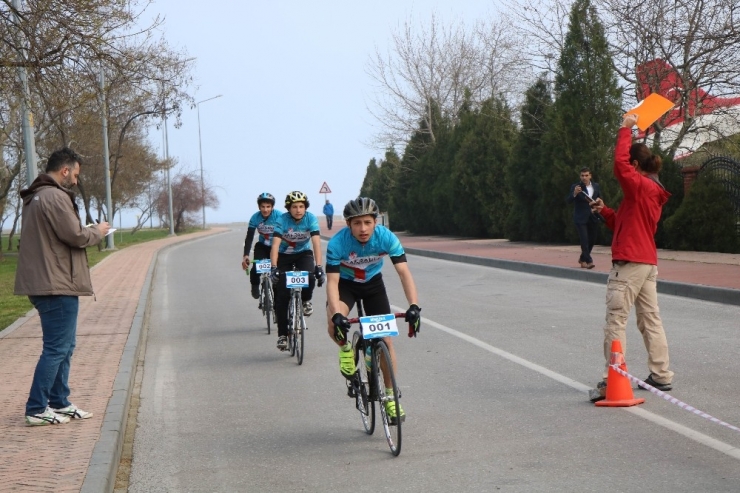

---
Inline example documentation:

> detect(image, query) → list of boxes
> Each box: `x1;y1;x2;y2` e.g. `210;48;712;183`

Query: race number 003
286;271;309;288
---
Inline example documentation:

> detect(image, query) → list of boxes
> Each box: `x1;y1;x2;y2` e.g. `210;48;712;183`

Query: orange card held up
624;93;675;131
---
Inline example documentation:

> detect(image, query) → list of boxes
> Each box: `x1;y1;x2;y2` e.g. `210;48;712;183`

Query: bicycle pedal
346;384;357;398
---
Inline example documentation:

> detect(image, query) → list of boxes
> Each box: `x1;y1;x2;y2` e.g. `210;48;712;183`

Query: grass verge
0;228;197;332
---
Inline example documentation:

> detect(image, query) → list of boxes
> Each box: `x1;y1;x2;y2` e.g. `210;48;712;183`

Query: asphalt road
129;227;740;492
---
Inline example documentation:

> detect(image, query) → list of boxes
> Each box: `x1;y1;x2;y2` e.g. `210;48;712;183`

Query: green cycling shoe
384;395;405;425
339;343;356;379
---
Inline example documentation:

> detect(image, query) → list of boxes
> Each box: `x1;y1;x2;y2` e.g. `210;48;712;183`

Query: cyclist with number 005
326;197;421;423
270;191;325;351
242;193;282;300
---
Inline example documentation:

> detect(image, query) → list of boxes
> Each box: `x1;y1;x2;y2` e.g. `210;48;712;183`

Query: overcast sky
123;0;497;227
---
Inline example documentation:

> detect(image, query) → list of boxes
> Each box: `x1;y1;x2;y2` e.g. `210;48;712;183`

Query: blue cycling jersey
274;211;320;254
248;210;283;247
326;225;405;282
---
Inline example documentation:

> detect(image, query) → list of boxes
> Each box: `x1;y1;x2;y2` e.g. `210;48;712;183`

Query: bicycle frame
347;311;406;456
284;269;308;365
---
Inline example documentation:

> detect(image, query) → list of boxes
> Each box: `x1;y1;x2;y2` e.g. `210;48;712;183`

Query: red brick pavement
319;216;740;290
0;229;223;492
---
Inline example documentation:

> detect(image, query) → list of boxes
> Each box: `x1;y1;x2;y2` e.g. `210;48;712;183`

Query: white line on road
392;305;740;462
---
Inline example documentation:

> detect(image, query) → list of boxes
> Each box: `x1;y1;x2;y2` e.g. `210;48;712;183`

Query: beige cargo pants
602;261;673;384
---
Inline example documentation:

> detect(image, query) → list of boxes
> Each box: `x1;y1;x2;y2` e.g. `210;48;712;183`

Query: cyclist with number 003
326;197;421;423
242;193;282;301
270;191;325;351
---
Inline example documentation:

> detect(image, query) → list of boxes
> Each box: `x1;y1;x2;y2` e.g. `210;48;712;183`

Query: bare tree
506;0;740;159
596;0;740;158
365;13;529;147
155;171;219;233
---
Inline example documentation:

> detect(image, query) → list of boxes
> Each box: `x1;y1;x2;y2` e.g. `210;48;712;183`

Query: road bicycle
284;269;309;365
253;259;275;334
346;307;407;456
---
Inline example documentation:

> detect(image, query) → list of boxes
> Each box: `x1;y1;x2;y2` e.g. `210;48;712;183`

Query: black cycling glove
405;304;421;337
332;313;351;344
315;265;326;287
269;266;280;284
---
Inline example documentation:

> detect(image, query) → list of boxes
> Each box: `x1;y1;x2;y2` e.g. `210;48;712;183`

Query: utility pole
11;0;38;187
99;64;114;248
196;94;222;230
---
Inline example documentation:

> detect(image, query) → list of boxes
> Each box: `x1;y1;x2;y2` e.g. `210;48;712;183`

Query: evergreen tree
506;76;553;240
389;101;445;233
664;172;740;253
540;0;623;243
452;96;516;237
359;158;379;198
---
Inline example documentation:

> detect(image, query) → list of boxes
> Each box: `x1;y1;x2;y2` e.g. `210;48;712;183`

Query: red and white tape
610;364;740;434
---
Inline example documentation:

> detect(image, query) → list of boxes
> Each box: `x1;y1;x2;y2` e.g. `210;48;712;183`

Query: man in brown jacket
15;148;110;426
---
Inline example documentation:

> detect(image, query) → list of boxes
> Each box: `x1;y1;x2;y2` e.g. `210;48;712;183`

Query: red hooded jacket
599;128;671;265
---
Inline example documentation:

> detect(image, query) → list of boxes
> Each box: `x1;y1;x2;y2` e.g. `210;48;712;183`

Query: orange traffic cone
595;340;645;407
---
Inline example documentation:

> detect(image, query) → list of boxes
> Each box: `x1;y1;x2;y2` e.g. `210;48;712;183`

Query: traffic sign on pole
319;182;332;194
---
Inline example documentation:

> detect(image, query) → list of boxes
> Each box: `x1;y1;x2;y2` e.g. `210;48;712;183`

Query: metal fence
700;156;740;233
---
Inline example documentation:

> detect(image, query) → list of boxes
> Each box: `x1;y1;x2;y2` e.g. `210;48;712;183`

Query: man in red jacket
588;113;674;402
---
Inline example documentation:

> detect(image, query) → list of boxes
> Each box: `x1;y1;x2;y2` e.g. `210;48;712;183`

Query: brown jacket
14;174;103;296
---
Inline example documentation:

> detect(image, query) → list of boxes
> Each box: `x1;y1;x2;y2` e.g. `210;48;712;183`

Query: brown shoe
586;263;595;269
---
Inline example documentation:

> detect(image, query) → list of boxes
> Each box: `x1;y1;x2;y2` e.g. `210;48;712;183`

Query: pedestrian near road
566;167;601;269
589;114;673;403
14;148;110;425
323;199;334;230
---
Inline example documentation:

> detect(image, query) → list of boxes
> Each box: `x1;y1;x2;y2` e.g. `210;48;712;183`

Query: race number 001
360;314;399;339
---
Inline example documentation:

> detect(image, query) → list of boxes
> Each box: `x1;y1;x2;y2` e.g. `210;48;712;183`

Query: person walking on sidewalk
323;199;334;230
566;167;601;269
14;148;110;425
588;114;673;402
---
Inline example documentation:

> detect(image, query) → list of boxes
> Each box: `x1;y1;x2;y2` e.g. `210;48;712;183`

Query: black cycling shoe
638;374;672;392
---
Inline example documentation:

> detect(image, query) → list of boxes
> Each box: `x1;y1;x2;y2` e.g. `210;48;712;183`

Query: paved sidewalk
0;229;224;493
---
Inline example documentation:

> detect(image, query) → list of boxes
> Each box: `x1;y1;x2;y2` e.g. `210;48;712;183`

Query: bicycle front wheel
352;331;374;435
263;279;272;335
295;305;305;365
288;297;296;357
373;339;402;456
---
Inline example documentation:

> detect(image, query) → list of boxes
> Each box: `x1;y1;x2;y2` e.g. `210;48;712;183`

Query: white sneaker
51;403;93;420
25;407;70;426
277;336;288;350
302;301;313;316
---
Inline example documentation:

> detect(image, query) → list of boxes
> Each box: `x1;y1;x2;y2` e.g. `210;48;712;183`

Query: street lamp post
196;94;222;229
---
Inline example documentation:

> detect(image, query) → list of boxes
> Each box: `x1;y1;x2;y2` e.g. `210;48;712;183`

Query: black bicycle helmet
343;197;379;220
285;191;310;209
257;192;275;206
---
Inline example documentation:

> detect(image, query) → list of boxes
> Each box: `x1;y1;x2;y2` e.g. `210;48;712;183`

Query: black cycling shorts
338;274;391;317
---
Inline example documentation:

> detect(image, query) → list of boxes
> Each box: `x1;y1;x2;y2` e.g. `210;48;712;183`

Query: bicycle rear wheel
373;339;402;456
352;331;374;434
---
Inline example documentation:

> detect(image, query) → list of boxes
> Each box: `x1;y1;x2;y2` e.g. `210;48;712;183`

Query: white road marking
392;305;740;461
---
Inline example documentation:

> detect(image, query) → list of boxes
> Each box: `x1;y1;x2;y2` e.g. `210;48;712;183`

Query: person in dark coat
566;167;601;268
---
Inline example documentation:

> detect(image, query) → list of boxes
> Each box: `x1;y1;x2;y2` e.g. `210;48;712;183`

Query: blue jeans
26;296;79;415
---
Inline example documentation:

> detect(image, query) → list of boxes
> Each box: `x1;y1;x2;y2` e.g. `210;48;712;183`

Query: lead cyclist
325;197;421;424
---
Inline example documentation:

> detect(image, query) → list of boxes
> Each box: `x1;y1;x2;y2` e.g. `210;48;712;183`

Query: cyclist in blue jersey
269;191;325;350
242;193;282;300
326;197;421;423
